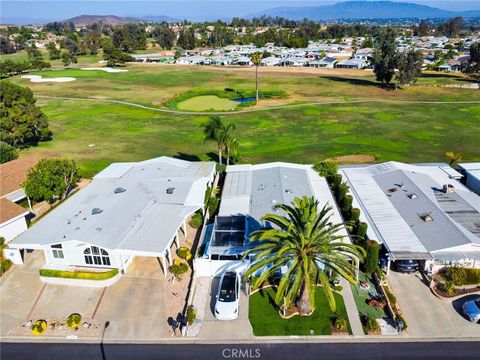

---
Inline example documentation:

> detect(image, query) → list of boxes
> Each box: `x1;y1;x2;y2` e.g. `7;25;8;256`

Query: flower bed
39;268;118;280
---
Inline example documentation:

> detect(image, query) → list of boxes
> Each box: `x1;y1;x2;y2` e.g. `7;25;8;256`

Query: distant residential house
7;157;216;275
309;57;337;68
233;57;252;66
335;58;367;69
341;162;480;274
176;56;206;65
280;57;310;67
209;56;232;66
0;157;38;242
260;56;280;66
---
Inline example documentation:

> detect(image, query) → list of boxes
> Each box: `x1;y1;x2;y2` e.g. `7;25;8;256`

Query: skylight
114;187;126;194
166;187;175;194
91;208;103;215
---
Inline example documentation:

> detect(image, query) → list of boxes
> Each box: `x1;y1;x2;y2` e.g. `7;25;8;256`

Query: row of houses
3;157;480;282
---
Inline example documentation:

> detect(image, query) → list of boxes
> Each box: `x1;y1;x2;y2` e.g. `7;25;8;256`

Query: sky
2;1;480;23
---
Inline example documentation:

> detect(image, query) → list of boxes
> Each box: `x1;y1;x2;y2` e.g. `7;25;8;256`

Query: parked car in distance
396;260;419;273
215;271;241;320
462;296;480;323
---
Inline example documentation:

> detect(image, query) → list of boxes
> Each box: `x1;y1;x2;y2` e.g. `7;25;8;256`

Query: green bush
66;313;82;329
0;236;13;276
313;160;338;178
361;315;380;333
333;315;348;331
186;305;197;326
364;240;379;275
336;183;349;201
189;211;203;229
356;222;368;240
168;262;189;279
331;173;343;189
208;196;220;217
341;195;353;218
176;247;192;261
444;280;456;295
445;267;480;286
351;208;360;223
0;142;18;164
204;185;212;207
39;268;119;280
383;285;396;305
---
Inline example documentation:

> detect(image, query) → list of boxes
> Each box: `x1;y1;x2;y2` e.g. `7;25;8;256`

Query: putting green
176;95;238;111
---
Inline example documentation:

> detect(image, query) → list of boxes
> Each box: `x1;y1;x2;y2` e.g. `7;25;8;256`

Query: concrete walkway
340;278;364;336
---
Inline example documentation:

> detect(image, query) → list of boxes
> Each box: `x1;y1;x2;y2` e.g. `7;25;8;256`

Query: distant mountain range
247;1;480;20
64;15;142;26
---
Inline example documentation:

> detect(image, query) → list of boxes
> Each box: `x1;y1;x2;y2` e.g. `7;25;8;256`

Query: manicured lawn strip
249;287;349;336
39;268;119;280
350;272;386;319
20;98;480;178
177;95;238;111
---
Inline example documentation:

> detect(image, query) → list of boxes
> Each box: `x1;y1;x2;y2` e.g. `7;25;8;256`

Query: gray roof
374;170;480;252
11;157;215;256
342;162;480;261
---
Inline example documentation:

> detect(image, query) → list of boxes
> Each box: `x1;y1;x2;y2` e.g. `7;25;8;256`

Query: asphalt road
1;341;479;360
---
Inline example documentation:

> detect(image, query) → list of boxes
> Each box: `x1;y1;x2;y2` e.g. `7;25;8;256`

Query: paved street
387;270;479;337
2;341;480;360
197;276;253;339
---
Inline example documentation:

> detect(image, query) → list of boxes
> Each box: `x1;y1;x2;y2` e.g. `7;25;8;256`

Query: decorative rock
25;320;32;327
82;322;90;329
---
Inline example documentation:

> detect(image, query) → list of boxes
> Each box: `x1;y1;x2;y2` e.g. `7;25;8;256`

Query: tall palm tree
250;52;263;101
202;116;227;169
223;123;237;166
244;196;365;316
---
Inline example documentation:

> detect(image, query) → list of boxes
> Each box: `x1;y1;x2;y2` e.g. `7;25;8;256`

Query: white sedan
214;271;241;320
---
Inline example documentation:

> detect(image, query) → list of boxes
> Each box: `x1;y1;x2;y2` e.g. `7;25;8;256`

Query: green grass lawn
3;64;478;177
350;272;386;319
249;287;350;336
176;95;238;111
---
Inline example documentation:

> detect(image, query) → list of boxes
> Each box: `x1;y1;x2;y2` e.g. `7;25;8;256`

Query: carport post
174;233;180;248
386;258;391;276
167;248;173;266
159;256;167;276
183;219;187;238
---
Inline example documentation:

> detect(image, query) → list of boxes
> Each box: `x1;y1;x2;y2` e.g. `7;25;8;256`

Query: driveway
0;253;169;340
387;270;479;337
198;276;253;340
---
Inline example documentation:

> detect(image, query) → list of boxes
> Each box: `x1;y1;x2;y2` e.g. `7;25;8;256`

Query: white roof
11;157;215;256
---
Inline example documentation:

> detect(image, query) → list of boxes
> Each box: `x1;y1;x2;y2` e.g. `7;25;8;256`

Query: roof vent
114;187;126;194
387;187;398;194
420;213;433;222
442;184;455;194
166;187;175;195
408;193;418;199
91;208;103;215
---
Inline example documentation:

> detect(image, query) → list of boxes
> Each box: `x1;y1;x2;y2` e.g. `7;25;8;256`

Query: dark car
396;260;419;273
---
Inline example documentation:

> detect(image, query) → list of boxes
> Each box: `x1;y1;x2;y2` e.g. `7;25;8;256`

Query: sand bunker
81;67;128;73
22;75;76;83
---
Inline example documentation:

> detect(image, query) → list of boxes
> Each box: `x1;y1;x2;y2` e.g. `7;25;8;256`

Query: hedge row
39;268;119;280
445;267;480;286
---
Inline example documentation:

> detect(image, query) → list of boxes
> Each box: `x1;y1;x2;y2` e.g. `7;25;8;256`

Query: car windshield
219;274;236;302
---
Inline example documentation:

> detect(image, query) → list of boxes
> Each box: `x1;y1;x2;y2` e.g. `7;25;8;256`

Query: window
51;244;64;259
84;246;110;266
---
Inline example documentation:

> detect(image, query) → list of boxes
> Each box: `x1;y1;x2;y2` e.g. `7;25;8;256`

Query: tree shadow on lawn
420;72;478;83
206;151;226;165
321;76;379;87
173;152;201;162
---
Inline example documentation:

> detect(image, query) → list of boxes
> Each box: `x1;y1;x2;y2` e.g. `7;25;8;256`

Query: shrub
168;261;189;280
361;315;380;333
351;208;361;223
189;211;203;229
336;183;349;201
445;267;480;286
313;160;338;178
444;280;456;295
383;285;396;305
31;320;47;335
208;196;220;217
341;195;353;218
0;237;13;276
39;268;118;280
333;315;348;331
364;240;379;275
186;305;197;326
66;313;82;329
204;185;212;207
176;247;192;261
331;173;343;189
0;142;18;163
356;222;368;240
